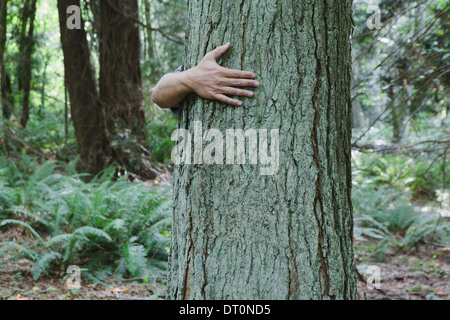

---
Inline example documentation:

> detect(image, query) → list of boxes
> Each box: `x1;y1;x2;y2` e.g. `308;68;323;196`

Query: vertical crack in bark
201;189;211;299
183;210;194;299
311;0;331;298
241;23;246;69
183;173;195;300
240;0;247;69
240;0;249;129
204;0;214;56
287;206;298;299
201;242;209;298
345;23;355;298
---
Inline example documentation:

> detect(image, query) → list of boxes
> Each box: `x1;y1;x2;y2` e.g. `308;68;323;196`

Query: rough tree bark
57;0;108;174
168;0;356;300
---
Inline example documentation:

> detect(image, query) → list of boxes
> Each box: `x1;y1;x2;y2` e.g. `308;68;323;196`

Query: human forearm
151;71;192;109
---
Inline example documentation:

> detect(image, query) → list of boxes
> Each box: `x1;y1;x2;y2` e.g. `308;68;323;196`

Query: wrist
181;67;197;93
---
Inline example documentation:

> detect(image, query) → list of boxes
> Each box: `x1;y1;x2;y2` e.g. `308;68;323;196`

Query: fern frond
47;234;73;247
0;219;47;248
73;226;112;242
0;242;38;261
122;239;147;278
32;251;62;280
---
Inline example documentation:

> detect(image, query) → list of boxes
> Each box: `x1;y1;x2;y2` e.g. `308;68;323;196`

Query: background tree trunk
0;0;10;119
99;0;156;179
58;0;157;178
18;0;37;128
168;0;356;300
143;0;154;63
57;0;109;174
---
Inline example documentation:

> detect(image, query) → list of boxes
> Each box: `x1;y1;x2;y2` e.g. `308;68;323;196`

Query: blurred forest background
0;0;448;300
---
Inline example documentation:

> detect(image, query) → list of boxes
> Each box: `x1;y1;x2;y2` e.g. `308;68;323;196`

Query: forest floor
356;248;449;300
1;224;448;300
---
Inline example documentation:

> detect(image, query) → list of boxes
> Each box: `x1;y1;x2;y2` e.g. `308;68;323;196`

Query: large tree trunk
57;0;109;174
99;0;156;179
168;0;356;300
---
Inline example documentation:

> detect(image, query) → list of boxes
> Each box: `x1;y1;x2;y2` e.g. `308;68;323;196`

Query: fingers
221;78;260;88
206;43;257;79
210;42;231;60
220;67;256;79
215;94;242;107
222;87;254;98
199;43;259;107
214;86;255;107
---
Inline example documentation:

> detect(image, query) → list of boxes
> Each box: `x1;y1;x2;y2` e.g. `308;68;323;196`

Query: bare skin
151;42;259;109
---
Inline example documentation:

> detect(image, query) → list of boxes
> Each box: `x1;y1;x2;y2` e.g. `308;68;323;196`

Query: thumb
210;42;231;60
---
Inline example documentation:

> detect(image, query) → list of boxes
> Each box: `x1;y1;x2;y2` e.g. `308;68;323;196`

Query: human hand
184;42;259;106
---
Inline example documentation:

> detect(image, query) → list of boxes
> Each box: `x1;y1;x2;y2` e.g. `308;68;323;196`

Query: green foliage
0;219;47;247
353;182;449;261
0;157;172;281
352;0;449;126
352;117;448;201
146;116;178;164
32;251;62;280
121;237;148;278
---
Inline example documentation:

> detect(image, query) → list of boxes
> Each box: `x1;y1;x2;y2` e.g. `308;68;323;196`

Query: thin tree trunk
19;0;37;128
143;0;154;64
388;81;402;144
169;0;356;300
64;70;68;140
57;0;109;175
39;58;48;116
0;0;10;119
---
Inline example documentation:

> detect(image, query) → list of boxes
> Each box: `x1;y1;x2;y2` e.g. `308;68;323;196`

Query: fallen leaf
434;288;444;295
110;287;130;293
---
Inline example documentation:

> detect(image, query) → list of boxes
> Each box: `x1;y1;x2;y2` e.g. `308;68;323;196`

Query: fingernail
252;73;256;78
237;101;242;106
255;81;260;87
248;92;254;97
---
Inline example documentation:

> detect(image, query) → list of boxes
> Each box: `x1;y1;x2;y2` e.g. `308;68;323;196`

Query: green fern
47;234;73;247
0;219;47;247
32;251;62;280
0;242;38;262
122;237;148;278
72;226;112;242
0;157;172;281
